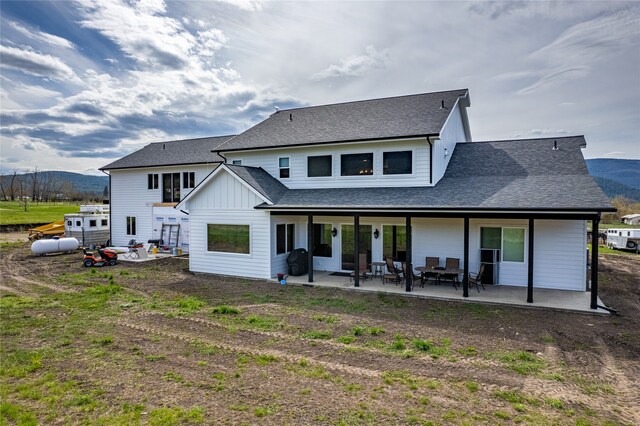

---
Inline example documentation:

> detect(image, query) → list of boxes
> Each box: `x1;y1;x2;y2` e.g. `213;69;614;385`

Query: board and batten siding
109;165;217;247
185;169;272;279
431;100;470;184
533;220;587;291
225;138;432;188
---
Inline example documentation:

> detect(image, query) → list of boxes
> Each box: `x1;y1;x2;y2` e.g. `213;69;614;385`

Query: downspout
427;136;438;185
213;150;227;164
101;169;111;245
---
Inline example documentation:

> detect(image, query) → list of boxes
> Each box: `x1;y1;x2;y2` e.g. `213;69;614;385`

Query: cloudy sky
1;0;639;175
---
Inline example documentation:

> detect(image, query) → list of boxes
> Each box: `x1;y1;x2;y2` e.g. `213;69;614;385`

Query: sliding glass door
341;225;372;270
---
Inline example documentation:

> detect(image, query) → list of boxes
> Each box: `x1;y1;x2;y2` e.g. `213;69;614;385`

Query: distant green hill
0;171;108;196
586;159;640;190
592;176;640;201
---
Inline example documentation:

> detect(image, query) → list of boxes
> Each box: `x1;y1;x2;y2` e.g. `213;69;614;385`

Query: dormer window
279;157;290;178
383;151;412;175
341;153;373;176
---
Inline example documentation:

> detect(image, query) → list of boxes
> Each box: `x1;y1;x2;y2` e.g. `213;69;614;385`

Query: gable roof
215;89;469;153
257;136;614;212
100;135;233;170
176;163;288;209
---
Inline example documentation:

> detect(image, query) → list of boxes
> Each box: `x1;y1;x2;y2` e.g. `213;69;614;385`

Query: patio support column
527;218;534;303
307;215;313;283
405;215;412;292
590;215;600;309
354;214;360;287
463;217;469;298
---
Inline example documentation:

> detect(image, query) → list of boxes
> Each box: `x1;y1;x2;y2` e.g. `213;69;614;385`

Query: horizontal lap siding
412;218;465;269
186;169;271;279
534;220;586;290
110;165;216;246
225;139;431;189
270;216;305;278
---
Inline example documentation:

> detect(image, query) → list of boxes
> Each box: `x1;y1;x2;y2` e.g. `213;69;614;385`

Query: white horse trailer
606;228;640;251
65;205;110;247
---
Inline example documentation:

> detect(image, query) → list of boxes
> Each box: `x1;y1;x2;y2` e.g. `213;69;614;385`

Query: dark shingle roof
225;165;288;204
258;136;614;212
100;136;233;170
215;89;469;152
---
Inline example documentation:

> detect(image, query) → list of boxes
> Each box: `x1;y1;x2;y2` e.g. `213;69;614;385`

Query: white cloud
516;66;588;95
513;128;569;138
0;45;77;81
7;20;76;49
311;46;389;80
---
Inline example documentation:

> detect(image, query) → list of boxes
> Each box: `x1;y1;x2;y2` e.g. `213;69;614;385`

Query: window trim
279;157;290;179
232;159;242;165
307;155;333;178
382;150;413;176
276;223;295;255
340;152;374;177
101;219;108;227
162;173;181;203
206;223;251;256
182;171;195;189
147;173;159;190
479;225;526;264
126;216;137;236
89;219;97;228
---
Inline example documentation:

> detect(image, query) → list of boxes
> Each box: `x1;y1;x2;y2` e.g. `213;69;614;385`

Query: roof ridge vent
552;140;559;151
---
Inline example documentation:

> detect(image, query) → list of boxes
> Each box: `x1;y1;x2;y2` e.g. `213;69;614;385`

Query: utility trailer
606;228;640;252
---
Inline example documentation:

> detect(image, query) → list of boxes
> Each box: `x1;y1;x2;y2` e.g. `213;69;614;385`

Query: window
147;173;158;189
162;173;181;202
503;228;525;262
480;226;525;263
67;220;72;226
341;153;373;176
207;224;250;254
232;160;242;165
126;217;136;235
183;172;195;189
89;219;97;227
101;219;108;226
276;223;295;255
383;151;412;175
383;225;406;261
279;157;290;178
76;220;81;227
307;155;332;177
312;224;333;257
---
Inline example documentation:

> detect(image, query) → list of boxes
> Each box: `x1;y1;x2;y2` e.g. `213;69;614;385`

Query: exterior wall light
373;229;380;239
331;227;338;237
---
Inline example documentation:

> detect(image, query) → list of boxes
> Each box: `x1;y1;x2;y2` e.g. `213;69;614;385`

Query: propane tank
31;237;79;256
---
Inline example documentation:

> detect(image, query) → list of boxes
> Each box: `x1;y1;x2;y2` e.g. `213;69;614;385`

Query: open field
1;242;639;425
0;201;80;226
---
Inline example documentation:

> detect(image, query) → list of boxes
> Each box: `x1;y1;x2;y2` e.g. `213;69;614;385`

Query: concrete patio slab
284;270;609;315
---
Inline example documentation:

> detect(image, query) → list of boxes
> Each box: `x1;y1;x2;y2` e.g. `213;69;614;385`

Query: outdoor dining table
414;266;464;290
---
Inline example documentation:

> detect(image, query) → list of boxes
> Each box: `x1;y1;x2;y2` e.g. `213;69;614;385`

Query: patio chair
423;256;440;285
468;263;486;292
383;257;402;285
442;257;460;289
401;262;422;290
350;253;370;283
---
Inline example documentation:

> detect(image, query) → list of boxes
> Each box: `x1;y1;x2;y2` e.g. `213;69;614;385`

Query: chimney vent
552;140;558;151
440;100;446;109
289;113;293;121
274;106;279;113
162;144;166;150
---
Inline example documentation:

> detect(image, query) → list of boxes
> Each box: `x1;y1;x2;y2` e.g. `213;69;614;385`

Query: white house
101;136;232;252
104;89;614;309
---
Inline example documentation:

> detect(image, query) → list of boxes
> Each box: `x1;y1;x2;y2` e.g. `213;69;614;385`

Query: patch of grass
0;401;38;425
544;397;565;409
493;389;540;406
412;338;432;352
229;404;248;411
540;334;556;343
464;381;479;392
148;406;204;425
255;354;279;365
343;383;363;392
368;327;384;336
389;334;406;351
170;296;206;315
0;201;79;225
312;314;338;323
352;326;365;336
493;410;511;420
93;336;113;346
302;330;332;339
163;371;184;383
458;346;478;356
337;335;357;344
305;297;368;313
254;406;273;417
211;305;240;315
495;351;546;375
145;355;166;362
245;315;282;331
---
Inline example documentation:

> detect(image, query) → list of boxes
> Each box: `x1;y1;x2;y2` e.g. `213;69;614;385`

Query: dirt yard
1;241;638;425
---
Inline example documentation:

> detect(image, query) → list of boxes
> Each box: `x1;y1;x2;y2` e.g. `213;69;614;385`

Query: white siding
270;216;306;277
225;138;432;188
185;169;271;279
109;164;217;247
412;218;466;269
432;100;470;184
533;220;587;291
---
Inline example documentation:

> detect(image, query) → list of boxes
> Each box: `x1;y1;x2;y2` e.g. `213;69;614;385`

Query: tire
109;259;117;266
627;241;637;249
83;259;94;267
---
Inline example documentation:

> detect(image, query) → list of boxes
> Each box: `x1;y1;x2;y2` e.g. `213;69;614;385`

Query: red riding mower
83;247;118;267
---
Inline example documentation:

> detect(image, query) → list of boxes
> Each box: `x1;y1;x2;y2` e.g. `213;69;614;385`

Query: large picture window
312;224;333;257
383;151;412;175
276;223;295;255
341;153;373;176
207;224;250;254
162;173;181;202
308;155;332;177
383;225;406;261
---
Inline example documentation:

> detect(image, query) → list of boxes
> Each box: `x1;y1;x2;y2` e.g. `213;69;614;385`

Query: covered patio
283;270;610;315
